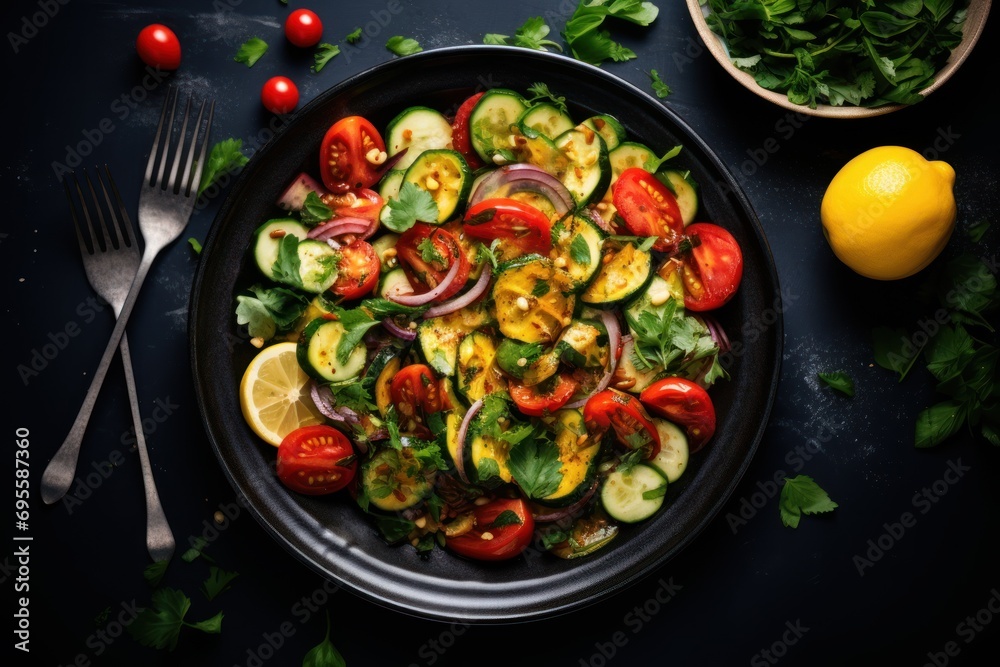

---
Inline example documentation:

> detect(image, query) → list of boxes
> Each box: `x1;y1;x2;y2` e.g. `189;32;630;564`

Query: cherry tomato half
451;92;485;170
284;9;323;48
331;188;384;228
136;24;181;70
679;222;744;312
390;364;444;435
464;198;553;255
583;389;660;458
639;377;716;452
319;116;386;193
276;425;358;495
446;497;535;561
261;76;300;114
397;223;470;301
509;373;579;417
330;239;380;300
612;167;684;253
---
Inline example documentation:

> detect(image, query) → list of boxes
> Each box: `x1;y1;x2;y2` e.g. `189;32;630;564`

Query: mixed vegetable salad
234;84;744;561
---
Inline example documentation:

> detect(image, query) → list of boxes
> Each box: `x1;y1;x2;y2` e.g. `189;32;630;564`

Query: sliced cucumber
294;239;341;293
371;233;401;272
402;148;472;223
469;89;529;163
550;214;605;291
553;128;610;206
580;114;626;151
492;255;577;344
495;338;560;386
600;463;667;523
581;241;653;308
555;319;609;369
517;103;575;139
456;332;506;402
649;418;690;483
659;169;699;226
615;336;665;394
297;317;367;382
376;169;406;200
361;447;433;512
623;274;683;325
252;218;309;281
417;304;493;376
377;266;413;299
362;344;406;416
608;141;656;180
549;512;619;559
385;106;453;170
536;409;602;507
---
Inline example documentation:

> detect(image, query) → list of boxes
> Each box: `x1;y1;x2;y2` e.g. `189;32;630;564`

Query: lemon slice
240;342;324;447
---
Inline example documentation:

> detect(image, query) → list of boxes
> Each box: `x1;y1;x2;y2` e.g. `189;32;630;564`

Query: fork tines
63;166;136;256
145;86;215;197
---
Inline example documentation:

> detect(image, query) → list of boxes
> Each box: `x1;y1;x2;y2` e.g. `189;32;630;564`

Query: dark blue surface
5;1;999;665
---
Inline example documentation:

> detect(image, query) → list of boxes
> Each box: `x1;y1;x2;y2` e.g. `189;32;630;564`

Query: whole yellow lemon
820;146;956;281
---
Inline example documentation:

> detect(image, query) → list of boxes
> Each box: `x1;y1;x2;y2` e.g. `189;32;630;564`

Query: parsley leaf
198;138;249;195
201;566;239;601
569;234;592;265
270;234;304;289
180;536;214;564
643;145;682;173
486;17;563;52
562;0;659;65
233;37;268;67
418;237;446;267
386;35;422;56
329;307;381;365
359;297;428;319
817;371;854;397
626;297;728;384
345;27;363;44
128;588;223;651
299;191;333;225
508;436;563;499
381;181;439;232
779;475;838;528
143;560;169;587
526;82;569;113
647;69;671;98
235;283;308;340
490;509;524;529
311;43;340;73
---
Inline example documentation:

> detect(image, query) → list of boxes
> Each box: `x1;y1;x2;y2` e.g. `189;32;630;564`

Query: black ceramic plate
190;46;782;623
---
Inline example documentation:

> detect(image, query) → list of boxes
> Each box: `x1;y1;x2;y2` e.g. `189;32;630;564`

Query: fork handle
119;332;176;562
40;249;158;505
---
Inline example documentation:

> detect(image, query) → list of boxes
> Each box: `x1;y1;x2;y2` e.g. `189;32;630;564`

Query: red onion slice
382;317;417;341
422;265;492;319
277;172;328;211
469;164;575;215
307;217;372;241
454;398;483;485
532;479;599;523
387;255;461;306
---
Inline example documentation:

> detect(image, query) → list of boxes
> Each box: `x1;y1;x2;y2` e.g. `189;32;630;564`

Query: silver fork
63;166;175;562
40;87;214;506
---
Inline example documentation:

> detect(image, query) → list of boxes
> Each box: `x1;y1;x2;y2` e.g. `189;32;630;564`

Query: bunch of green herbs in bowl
687;0;991;118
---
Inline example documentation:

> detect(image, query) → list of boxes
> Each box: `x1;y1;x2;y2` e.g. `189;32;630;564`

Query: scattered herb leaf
302;612;347;667
201;566;239;602
143;560;169;587
233;37;268;67
818;371;855;397
311;43;340;73
647;69;671;98
381;181;439;232
198;138;249;196
345;27;363;44
128;588;223;651
386;35;422;56
779;475;838;528
485;17;562;52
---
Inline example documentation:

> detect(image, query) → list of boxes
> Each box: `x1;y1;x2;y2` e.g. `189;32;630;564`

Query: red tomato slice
463;198;553;255
509;373;579;417
333;188;384;226
612;167;684;253
330;239;380;300
320;116;386;193
583;389;660;458
679;222;744;312
446;497;535;561
639;377;716;452
276;425;358;495
390;364;444;435
452;92;485;170
397;223;470;301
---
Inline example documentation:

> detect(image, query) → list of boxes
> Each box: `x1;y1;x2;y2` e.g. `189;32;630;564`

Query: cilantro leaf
386;35;422;56
345;28;363;44
201;566;239;601
526;82;568;113
647;69;671;98
198;138;249;195
303;613;347;667
508;436;563;499
817;371;854;397
311;43;340;73
381;181;439;232
128;588;223;651
299;191;333;226
779;475;838;528
235;284;309;340
233;37;268;67
330;307;381;365
569;234;592;266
